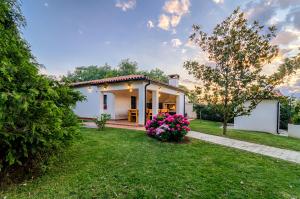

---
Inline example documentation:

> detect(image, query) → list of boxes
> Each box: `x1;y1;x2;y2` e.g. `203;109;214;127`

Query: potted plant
288;101;300;138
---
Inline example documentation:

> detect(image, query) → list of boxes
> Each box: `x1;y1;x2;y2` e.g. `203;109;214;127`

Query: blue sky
22;0;300;97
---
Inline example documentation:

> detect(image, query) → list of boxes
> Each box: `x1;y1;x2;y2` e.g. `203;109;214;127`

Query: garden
1;127;300;198
1;1;300;198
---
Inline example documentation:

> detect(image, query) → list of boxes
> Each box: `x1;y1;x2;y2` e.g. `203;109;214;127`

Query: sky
21;0;300;97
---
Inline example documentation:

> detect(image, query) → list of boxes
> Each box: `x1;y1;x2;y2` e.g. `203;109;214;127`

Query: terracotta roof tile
70;75;147;87
69;74;185;92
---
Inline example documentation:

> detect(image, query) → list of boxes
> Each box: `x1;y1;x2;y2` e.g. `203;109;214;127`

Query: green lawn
1;127;300;198
190;119;300;152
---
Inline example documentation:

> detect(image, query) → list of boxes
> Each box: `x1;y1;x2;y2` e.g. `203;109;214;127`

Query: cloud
281;71;300;94
78;29;83;35
170;15;181;27
212;0;224;4
115;0;136;11
286;8;300;29
104;41;111;45
157;0;190;31
158;14;170;30
185;40;197;49
272;30;299;45
171;38;182;47
147;20;154;29
163;0;190;16
244;0;299;28
44;2;48;7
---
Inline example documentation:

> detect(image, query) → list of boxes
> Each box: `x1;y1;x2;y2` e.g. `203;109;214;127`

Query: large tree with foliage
63;64;117;82
184;8;300;134
64;59;170;83
0;0;83;180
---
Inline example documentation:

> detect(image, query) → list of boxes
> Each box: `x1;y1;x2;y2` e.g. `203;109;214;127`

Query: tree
63;59;170;83
0;0;83;179
117;59;138;76
63;64;117;82
291;99;300;124
184;8;300;135
279;96;295;129
142;68;169;83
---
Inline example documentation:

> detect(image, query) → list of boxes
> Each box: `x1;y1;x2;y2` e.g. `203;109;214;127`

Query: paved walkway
188;131;300;164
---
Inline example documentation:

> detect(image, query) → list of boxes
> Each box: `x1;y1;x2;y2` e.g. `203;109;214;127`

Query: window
131;96;136;109
103;95;107;110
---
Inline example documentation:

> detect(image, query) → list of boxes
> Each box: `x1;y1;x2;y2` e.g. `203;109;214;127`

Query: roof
70;74;185;92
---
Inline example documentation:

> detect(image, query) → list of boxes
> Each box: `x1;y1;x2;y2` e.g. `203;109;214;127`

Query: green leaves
184;7;300;134
0;0;84;175
63;60;170;84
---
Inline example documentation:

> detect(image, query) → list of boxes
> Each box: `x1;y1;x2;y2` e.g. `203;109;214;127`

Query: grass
190;119;300;152
1;127;300;198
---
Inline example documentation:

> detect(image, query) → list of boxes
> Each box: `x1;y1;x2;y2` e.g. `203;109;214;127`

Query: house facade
234;100;280;134
71;74;186;126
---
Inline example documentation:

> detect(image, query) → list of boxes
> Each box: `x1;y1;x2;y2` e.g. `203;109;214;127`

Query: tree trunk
223;117;227;135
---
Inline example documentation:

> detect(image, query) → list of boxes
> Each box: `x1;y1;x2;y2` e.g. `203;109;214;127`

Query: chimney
168;74;179;87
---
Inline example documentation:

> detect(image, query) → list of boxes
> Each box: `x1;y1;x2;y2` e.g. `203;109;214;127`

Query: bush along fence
145;113;190;142
193;104;234;123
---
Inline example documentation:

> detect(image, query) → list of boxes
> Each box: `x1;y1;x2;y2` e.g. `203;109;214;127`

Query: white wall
234;100;279;134
73;86;100;118
114;92;132;120
185;103;197;119
101;92;116;119
288;124;300;138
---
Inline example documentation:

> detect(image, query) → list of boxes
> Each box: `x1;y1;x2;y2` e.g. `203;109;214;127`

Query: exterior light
128;83;133;92
87;86;93;93
103;84;108;91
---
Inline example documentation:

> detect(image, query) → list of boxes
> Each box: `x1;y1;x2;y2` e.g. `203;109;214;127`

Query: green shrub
290;100;300;125
193;104;234;123
279;98;290;129
145;114;190;142
95;114;111;130
292;113;300;125
0;0;84;181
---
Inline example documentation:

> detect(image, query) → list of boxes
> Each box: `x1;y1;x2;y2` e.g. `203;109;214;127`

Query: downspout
276;101;280;134
183;94;186;117
144;80;151;125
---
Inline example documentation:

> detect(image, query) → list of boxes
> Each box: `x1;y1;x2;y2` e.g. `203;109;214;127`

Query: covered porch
99;81;185;126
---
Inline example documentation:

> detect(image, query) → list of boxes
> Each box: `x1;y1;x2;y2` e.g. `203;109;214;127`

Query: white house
71;74;186;126
234;100;280;134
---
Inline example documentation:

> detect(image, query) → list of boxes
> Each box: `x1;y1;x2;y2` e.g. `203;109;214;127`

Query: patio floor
83;120;145;131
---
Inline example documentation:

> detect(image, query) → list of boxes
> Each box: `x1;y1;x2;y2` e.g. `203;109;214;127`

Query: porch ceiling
109;89;138;96
147;90;176;103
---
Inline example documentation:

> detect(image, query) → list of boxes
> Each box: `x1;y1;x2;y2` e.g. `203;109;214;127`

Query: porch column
138;84;146;126
152;90;159;116
176;93;185;115
107;93;116;119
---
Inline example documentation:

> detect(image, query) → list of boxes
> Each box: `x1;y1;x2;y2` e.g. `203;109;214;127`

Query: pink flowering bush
145;113;190;142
